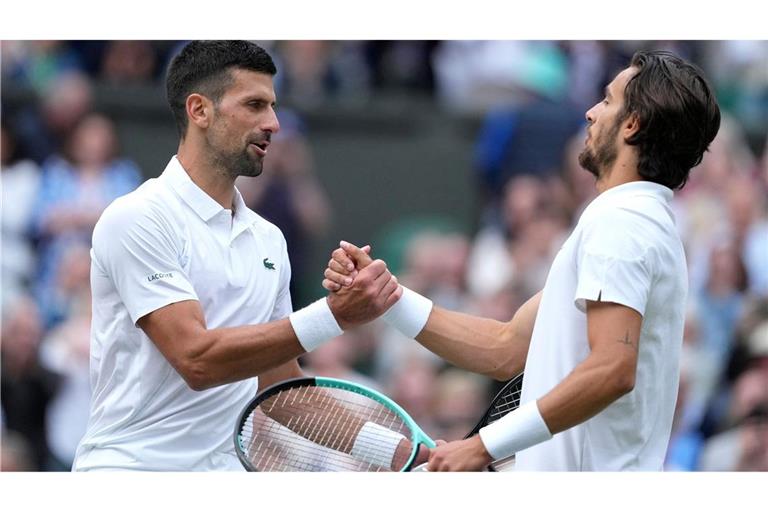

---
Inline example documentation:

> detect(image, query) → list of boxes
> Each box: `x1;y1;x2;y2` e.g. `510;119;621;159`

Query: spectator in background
300;329;379;390
372;230;470;386
466;175;568;300
31;112;141;327
725;173;768;298
702;40;768;145
236;109;331;307
1;41;83;95
39;280;93;470
430;369;491;442
364;41;438;94
698;326;768;471
0;295;59;470
36;243;92;346
1;121;41;311
383;355;442;440
432;41;570;114
674;116;758;295
696;238;749;369
6;71;94;165
99;40;158;84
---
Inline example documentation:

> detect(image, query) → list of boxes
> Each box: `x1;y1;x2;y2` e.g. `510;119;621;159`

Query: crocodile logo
263;258;276;270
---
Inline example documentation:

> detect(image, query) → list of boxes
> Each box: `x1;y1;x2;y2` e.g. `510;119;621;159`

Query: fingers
355;259;388;284
331;247;356;273
322;278;341;292
328;257;353;276
340;240;374;267
324;265;357;290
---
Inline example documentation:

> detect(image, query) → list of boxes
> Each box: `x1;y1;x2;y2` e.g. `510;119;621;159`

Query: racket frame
234;376;435;472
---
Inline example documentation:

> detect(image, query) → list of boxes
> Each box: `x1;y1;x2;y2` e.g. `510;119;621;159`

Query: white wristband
382;286;433;338
288;298;343;352
478;400;552;460
350;421;406;469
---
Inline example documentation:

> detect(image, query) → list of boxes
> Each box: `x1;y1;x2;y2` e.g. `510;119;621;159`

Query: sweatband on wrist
350;421;406;469
478;400;553;460
381;286;433;338
288;298;343;352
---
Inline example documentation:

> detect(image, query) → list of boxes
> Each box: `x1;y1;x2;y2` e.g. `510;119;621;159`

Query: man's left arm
428;300;642;471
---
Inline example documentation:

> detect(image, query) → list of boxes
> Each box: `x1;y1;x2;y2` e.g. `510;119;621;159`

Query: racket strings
486;382;522;423
239;385;413;471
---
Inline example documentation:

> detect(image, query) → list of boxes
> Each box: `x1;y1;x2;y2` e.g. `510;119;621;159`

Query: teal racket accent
235;376;435;472
316;376;436;469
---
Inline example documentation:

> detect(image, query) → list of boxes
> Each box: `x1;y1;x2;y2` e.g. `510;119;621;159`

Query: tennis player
72;41;403;471
323;51;721;471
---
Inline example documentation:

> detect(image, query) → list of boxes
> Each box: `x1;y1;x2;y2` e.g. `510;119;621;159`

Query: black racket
412;371;524;472
234;376;435;472
466;371;524;437
467;371;523;471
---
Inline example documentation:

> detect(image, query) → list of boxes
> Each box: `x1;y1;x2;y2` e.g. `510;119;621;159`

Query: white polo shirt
516;181;687;471
73;156;292;471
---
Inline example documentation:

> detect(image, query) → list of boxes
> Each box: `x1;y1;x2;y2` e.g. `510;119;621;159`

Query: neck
177;139;235;209
595;150;642;194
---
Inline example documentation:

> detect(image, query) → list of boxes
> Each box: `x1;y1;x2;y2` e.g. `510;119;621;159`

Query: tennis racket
467;371;523;471
412;371;523;472
234;376;435;472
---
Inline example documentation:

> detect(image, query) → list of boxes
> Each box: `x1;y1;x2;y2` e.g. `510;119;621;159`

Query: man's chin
577;152;600;178
237;162;264;178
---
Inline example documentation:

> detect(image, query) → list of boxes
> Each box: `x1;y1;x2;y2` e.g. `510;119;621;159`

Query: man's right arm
415;291;541;380
97;199;400;392
324;242;541;380
137;300;304;391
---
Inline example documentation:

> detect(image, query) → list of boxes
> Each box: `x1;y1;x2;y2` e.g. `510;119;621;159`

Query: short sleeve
574;209;654;316
92;198;198;324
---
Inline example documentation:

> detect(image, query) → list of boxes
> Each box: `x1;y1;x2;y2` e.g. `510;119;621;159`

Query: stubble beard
206;124;264;179
578;117;622;180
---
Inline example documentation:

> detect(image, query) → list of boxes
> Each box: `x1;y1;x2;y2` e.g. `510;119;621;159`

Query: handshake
321;240;434;337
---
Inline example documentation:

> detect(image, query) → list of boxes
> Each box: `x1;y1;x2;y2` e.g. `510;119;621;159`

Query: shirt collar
162;156;224;222
591;180;673;208
231;185;260;238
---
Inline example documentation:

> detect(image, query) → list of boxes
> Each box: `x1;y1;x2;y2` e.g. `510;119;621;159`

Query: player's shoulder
95;177;180;238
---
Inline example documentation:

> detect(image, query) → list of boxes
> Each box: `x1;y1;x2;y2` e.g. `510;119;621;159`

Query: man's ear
622;112;640;141
186;93;213;130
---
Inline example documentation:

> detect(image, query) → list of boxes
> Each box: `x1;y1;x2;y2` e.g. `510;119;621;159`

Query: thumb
340;240;374;267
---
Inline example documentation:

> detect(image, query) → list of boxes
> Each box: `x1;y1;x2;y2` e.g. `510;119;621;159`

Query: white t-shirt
516;181;687;471
73;156;292;471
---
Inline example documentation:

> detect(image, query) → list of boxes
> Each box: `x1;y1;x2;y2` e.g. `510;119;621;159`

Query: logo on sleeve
263;258;276;270
147;272;174;282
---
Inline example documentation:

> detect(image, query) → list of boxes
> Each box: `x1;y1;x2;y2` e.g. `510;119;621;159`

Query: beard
205;122;265;179
209;141;264;179
578;117;622;179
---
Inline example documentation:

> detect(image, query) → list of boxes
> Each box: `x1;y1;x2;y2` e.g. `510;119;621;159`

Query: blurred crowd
1;40;767;471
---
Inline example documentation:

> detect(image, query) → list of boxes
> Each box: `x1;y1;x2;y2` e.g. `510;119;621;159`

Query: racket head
465;372;524;438
469;372;523;472
234;376;434;472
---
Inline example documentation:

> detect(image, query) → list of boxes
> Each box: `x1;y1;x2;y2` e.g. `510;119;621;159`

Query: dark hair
621;51;721;190
165;40;277;138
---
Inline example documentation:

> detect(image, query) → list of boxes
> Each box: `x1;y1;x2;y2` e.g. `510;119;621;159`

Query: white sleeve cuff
288;298;343;352
350;421;406;469
381;286;433;338
478;400;552;460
